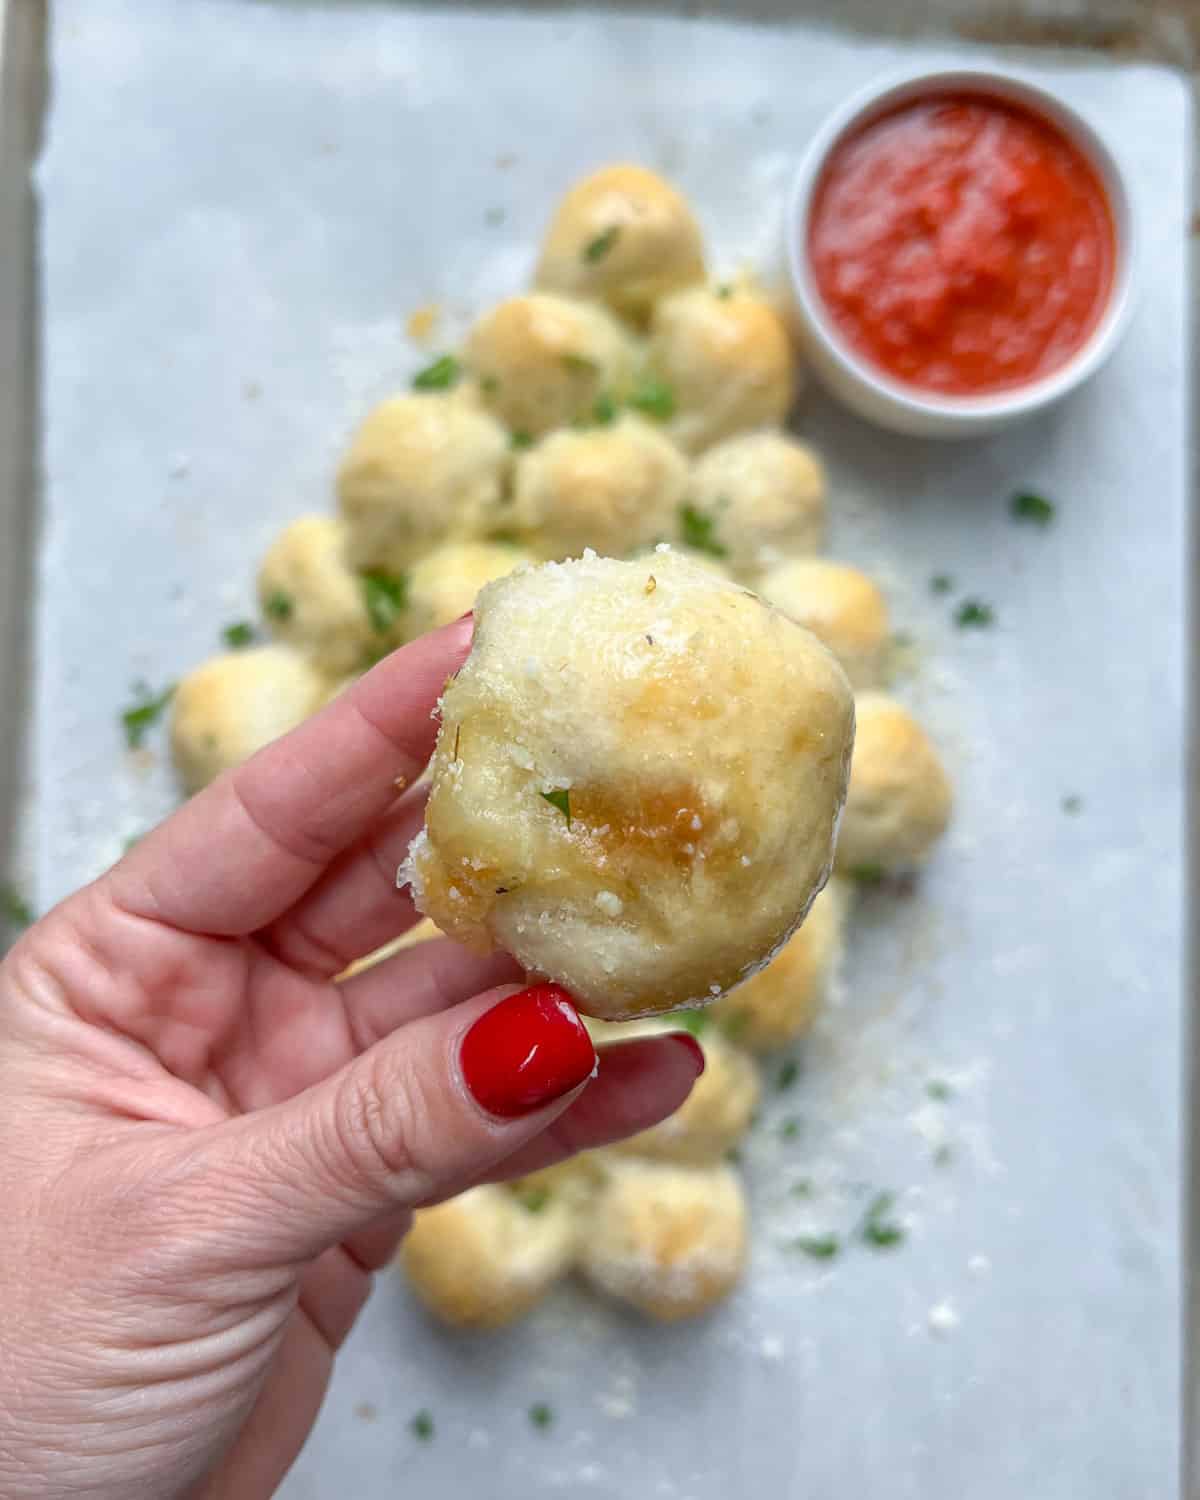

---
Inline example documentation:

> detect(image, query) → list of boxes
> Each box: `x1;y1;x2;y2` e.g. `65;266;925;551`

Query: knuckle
332;1051;432;1197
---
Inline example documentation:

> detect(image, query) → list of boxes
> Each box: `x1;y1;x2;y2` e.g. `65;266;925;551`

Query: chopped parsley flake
529;1402;555;1430
591;392;618;425
930;574;955;595
1;881;33;929
539;788;571;826
1010;490;1055;525
412;353;462;391
792;1233;840;1260
791;1178;814;1198
628;375;676;422
934;1144;954;1168
410;1410;435;1441
715;283;734;300
480;374;501;395
510;429;535;450
777;1058;799;1091
121;682;175;750
726;1145;742;1165
517;1186;551;1214
779;1116;801;1141
675;1010;709;1037
361;570;408;635
583;225;621;262
678;503;727;559
954;598;994;629
926;1079;953;1101
1062;794;1083;815
560;352;599;375
860;1191;905;1249
488;528;523;546
849;863;886;886
264;590;294;622
222;621;256;649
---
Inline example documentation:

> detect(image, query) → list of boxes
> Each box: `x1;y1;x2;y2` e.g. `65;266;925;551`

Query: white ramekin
786;66;1137;439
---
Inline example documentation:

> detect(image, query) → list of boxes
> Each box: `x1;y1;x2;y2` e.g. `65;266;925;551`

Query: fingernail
460;984;596;1118
665;1032;707;1078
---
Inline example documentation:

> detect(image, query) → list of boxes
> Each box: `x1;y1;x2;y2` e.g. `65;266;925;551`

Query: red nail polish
460;984;596;1118
665;1031;706;1078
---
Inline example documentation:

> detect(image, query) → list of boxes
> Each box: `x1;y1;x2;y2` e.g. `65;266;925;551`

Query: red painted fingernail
460;984;596;1118
665;1031;706;1078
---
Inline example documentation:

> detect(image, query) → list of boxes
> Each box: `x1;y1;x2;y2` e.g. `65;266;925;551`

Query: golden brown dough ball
256;516;379;675
534;164;706;320
757;558;888;688
601;1018;760;1166
511;416;688;561
577;1159;748;1321
648;284;795;453
707;879;847;1051
402;550;855;1019
836;694;952;873
684;432;826;579
170;645;327;794
403;541;532;640
400;1183;576;1330
465;293;637;438
337;393;510;573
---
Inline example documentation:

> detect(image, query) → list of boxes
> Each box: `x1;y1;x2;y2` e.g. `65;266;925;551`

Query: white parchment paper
36;4;1186;1496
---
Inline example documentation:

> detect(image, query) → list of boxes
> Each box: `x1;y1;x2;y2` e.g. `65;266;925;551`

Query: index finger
108;615;472;936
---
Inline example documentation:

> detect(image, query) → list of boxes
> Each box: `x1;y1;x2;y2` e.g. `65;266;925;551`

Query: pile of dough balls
165;163;954;1323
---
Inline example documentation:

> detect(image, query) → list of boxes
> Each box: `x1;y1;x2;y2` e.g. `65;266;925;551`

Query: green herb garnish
591;392;618;425
539;788;571;826
517;1186;551;1214
1010;490;1055;525
488;529;523;546
412;353;462;391
1;881;33;929
934;1144;954;1167
560;352;599;375
791;1178;814;1198
926;1079;952;1101
121;682;175;750
955;598;994;629
930;574;955;595
510;429;535;450
860;1191;905;1249
715;283;733;300
678;503;727;559
676;1009;709;1037
779;1116;800;1141
222;621;256;649
1062;794;1083;815
628;375;676;422
361;570;408;635
726;1145;742;1165
264;590;294;622
583;225;621;262
480;374;501;395
411;1410;435;1441
849;863;886;886
792;1233;839;1261
719;1009;750;1043
777;1059;799;1091
529;1402;555;1430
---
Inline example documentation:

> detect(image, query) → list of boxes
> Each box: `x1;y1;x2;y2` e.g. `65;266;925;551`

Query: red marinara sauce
808;93;1117;396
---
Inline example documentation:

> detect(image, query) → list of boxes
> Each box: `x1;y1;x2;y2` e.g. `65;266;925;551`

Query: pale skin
0;616;700;1499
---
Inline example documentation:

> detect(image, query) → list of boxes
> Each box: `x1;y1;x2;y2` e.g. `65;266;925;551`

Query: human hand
0;617;703;1500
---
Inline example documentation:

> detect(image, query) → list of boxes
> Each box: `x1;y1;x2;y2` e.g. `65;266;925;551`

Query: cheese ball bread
466;293;637;438
648;284;795;453
758;558;888;688
511;416;688;561
400;1183;577;1330
170;645;327;793
402;550;855;1019
707;879;847;1051
836;694;952;873
256;516;380;675
577;1160;748;1321
337;393;510;573
535;164;706;320
685;433;827;579
597;1017;760;1166
404;541;532;639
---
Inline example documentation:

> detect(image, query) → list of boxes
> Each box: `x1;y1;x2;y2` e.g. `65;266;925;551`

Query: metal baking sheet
12;2;1188;1495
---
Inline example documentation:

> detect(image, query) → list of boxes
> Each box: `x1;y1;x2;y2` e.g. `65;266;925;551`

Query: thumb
180;983;596;1267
